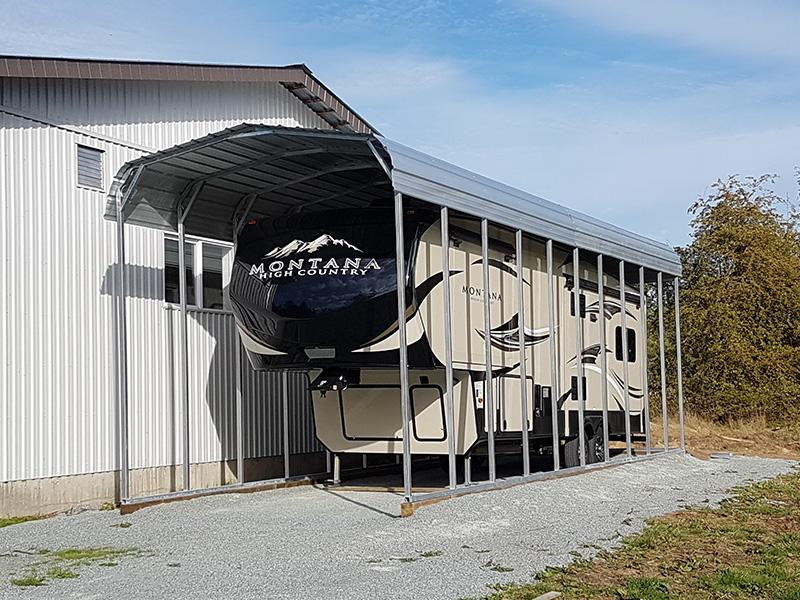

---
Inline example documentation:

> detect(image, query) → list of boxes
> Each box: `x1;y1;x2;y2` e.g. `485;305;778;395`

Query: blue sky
2;0;799;246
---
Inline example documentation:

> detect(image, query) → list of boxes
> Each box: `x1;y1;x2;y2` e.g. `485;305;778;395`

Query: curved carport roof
105;123;681;276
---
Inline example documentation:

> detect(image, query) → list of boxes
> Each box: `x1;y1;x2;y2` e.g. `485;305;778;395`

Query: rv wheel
563;432;601;468
588;433;605;464
562;436;582;468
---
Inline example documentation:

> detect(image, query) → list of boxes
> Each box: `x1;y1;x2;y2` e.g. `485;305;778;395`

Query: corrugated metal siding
0;78;330;150
146;309;320;469
1;78;325;483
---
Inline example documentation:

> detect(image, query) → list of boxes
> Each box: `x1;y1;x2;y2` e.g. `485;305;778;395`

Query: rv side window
614;326;636;362
570;292;586;317
164;238;196;306
570;376;588;400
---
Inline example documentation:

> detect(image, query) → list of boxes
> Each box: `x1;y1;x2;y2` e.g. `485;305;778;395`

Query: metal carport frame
106;124;685;511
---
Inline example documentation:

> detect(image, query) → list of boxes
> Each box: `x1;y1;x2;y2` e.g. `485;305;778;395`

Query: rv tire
563;431;601;468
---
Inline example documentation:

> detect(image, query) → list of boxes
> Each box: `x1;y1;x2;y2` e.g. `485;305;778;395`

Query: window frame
163;233;232;312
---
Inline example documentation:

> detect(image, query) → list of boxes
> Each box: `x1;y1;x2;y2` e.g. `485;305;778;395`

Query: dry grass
645;413;800;461
484;470;800;599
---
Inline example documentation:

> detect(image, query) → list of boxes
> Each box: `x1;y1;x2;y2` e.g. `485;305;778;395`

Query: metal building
0;56;376;517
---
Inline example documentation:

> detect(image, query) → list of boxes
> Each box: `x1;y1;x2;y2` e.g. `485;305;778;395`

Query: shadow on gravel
314;486;400;518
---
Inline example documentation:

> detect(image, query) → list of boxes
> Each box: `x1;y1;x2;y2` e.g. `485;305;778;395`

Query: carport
106;123;685;512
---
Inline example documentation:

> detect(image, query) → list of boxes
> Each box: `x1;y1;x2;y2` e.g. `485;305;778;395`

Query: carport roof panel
382;137;681;275
106;124;681;275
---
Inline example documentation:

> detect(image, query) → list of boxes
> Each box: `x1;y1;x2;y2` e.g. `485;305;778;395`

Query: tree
672;175;800;423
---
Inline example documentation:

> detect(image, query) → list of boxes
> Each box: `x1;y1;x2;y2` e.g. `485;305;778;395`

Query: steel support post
639;267;651;455
394;192;413;501
175;183;202;491
282;370;290;479
597;255;610;461
674;277;686;450
235;340;244;483
232;228;245;485
546;240;561;471
573;248;586;465
516;230;531;476
481;219;496;482
333;454;341;484
115;193;131;502
177;221;191;489
657;273;669;449
441;207;457;489
619;261;632;458
464;456;472;484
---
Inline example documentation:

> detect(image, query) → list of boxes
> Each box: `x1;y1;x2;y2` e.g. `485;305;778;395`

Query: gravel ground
1;453;796;600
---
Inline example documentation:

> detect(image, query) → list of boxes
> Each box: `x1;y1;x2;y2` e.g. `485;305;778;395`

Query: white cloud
525;0;800;61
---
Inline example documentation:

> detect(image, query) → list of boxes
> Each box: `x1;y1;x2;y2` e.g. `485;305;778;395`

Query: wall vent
77;145;104;190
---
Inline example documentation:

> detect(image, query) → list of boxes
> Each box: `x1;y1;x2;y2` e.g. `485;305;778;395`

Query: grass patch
0;515;43;528
483;470;800;599
7;546;146;588
648;413;800;461
53;547;141;562
46;566;78;580
618;577;671;600
9;570;47;587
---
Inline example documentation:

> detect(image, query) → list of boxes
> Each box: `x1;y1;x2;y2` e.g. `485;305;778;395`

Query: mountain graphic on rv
264;234;362;258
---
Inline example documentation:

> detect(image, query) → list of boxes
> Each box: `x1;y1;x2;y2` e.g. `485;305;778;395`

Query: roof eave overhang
0;55;377;135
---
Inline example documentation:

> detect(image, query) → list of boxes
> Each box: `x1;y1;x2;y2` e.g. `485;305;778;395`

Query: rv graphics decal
248;234;382;281
476;313;551;351
264;234;361;258
585;299;637;321
476;325;551;352
565;347;644;404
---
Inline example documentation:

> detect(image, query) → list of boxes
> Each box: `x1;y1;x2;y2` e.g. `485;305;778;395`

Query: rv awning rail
105;124;681;275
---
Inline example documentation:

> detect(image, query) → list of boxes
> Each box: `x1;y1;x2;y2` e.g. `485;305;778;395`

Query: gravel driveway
1;453;796;600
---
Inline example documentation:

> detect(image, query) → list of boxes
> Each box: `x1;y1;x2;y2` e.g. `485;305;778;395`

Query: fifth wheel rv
229;206;645;468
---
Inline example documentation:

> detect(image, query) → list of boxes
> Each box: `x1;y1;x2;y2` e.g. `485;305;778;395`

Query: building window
164;239;196;306
76;145;104;190
164;237;230;309
614;326;637;362
201;244;227;310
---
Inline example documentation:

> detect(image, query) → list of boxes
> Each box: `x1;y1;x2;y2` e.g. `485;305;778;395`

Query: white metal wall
0;78;326;483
